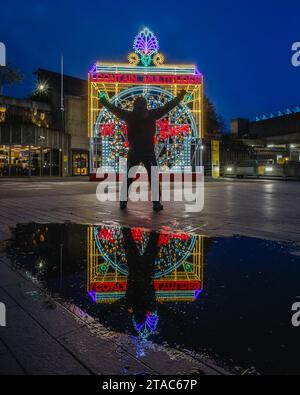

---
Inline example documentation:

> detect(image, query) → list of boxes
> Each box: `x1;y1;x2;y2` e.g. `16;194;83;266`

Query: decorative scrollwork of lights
128;27;165;67
128;52;140;66
153;53;165;66
132;311;159;340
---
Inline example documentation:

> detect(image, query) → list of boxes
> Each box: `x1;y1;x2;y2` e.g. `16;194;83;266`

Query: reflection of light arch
94;86;198;139
93;226;128;276
93;226;197;278
154;235;196;279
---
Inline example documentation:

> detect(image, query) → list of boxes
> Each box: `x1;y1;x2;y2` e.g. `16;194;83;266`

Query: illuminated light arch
94;86;198;172
88;27;203;177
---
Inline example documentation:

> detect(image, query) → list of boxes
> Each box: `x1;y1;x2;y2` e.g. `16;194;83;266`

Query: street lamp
35;81;49;95
38;84;45;92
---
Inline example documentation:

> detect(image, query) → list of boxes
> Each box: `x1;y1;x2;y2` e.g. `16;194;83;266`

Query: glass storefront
10;146;30;176
30;147;41;176
72;151;89;176
0;145;63;177
0;145;9;176
42;148;51;176
52;149;61;176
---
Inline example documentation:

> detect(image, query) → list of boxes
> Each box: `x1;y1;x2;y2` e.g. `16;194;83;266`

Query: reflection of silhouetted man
122;228;159;325
100;91;186;211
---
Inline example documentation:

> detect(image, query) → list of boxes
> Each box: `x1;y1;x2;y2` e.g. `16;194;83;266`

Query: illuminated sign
90;72;202;85
90;280;201;293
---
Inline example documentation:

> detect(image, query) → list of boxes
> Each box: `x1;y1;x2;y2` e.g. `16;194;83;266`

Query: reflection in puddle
88;226;203;354
6;223;300;374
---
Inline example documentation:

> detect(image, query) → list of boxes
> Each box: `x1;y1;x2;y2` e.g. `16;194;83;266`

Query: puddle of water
5;223;300;375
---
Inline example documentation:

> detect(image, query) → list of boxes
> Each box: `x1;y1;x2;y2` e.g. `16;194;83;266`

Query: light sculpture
88;27;203;177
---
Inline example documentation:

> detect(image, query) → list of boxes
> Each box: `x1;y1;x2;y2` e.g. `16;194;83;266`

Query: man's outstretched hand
99;91;109;102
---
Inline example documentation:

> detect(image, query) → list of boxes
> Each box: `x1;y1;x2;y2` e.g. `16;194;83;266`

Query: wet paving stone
4;222;300;375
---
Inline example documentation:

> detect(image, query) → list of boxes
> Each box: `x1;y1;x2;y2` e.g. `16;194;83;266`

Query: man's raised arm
150;90;186;120
100;96;130;121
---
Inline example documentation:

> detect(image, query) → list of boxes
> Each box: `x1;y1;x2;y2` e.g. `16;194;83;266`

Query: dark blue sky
1;0;300;125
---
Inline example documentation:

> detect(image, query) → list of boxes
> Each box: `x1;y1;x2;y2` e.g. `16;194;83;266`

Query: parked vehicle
222;160;300;180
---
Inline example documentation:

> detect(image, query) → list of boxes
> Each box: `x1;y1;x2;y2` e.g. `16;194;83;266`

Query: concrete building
231;110;300;163
0;69;89;177
0;95;70;176
36;69;89;176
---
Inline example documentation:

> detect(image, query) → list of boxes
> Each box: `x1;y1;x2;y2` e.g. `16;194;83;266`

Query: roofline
35;68;87;83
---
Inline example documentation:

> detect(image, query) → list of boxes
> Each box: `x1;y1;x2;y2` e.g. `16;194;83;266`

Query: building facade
0;69;89;177
36;69;89;176
231;110;300;163
0;95;70;176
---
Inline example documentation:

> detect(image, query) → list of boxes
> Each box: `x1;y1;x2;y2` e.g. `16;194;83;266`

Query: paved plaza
0;178;299;375
0;178;299;242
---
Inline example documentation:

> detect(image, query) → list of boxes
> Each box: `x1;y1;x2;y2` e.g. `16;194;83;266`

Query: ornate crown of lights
132;311;159;340
128;27;165;67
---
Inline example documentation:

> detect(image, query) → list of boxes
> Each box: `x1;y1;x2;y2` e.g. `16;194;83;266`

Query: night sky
1;0;300;126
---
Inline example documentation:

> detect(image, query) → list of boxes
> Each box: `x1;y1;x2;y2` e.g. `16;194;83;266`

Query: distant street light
36;81;49;95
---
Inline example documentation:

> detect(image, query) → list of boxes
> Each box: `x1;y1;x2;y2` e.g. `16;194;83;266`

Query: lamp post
0;42;6;96
38;135;46;177
60;55;65;177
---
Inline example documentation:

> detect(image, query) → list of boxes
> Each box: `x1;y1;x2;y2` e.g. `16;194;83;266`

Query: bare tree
204;95;226;135
0;65;23;95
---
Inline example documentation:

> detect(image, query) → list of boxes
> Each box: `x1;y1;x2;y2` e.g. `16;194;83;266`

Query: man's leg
120;153;140;208
143;155;163;211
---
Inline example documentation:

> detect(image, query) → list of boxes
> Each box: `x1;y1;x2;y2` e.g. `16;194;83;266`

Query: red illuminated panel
90;73;202;85
90;280;201;293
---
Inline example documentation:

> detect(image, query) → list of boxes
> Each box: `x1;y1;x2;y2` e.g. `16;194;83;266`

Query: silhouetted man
100;90;186;211
122;227;159;329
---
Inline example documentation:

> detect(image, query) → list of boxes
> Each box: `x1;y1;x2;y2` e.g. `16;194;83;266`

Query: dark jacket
100;93;185;156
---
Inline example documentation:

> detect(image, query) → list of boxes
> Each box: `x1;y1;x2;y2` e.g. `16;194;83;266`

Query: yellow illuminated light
0;106;6;123
128;52;140;65
153;53;165;66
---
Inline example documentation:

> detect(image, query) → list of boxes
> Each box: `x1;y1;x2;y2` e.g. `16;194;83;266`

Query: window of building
10;146;30;176
0;145;9;176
